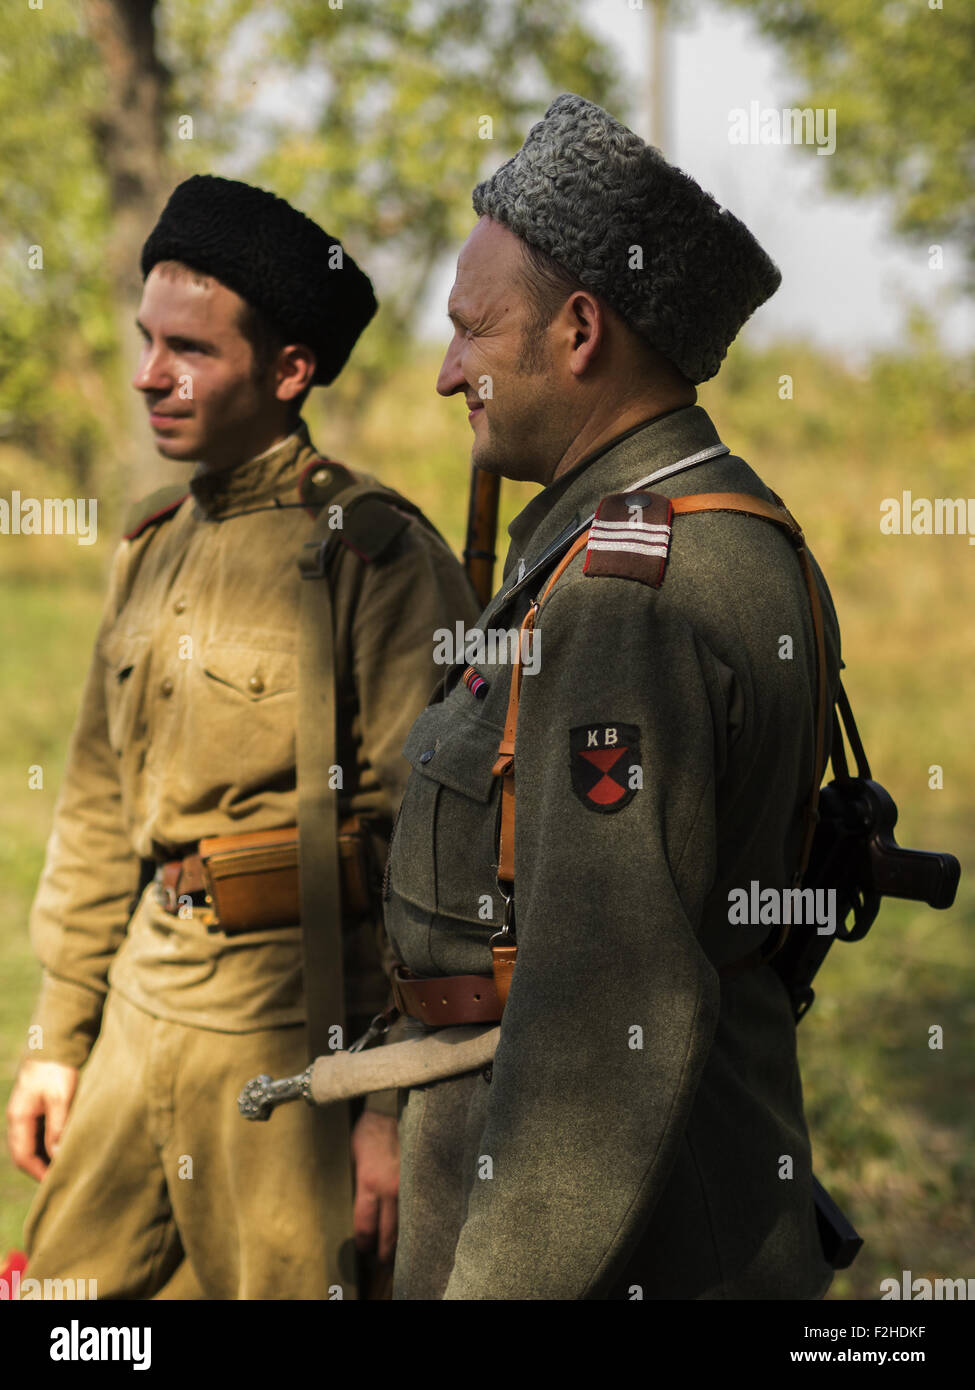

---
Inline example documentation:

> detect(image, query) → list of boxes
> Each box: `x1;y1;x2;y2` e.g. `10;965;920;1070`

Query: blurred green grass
1;340;972;1292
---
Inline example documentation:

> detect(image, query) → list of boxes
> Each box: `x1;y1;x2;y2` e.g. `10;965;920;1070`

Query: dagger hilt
238;1064;314;1121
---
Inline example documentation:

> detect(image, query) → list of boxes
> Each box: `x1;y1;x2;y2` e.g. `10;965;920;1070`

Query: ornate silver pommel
238;1065;314;1121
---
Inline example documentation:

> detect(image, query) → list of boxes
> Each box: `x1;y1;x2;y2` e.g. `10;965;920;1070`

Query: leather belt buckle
152;864;218;927
152;877;178;913
153;861;182;914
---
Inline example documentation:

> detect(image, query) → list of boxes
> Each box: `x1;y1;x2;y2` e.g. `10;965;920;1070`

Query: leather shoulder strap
671;492;827;888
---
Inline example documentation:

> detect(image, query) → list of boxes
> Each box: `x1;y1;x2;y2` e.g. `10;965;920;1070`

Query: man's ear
563;290;605;378
276;343;317;403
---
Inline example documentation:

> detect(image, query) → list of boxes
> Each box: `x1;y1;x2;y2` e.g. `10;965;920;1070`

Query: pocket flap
98;628;149;678
202;643;297;700
403;704;503;803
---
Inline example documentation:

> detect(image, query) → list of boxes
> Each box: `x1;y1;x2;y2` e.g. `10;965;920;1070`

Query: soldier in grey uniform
383;95;841;1299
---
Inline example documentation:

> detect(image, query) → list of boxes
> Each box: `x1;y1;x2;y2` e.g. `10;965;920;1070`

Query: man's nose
436;337;465;398
132;343;172;395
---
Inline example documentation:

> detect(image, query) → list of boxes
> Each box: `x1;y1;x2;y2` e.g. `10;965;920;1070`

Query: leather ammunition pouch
155;816;378;934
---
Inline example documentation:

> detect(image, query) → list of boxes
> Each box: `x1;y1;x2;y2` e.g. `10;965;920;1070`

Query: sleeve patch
583;489;673;588
570;723;642;811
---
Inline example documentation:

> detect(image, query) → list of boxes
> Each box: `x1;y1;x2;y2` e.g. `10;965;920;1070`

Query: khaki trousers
24;990;357;1299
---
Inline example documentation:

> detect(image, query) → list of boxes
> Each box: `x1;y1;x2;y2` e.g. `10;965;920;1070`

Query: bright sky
421;0;971;360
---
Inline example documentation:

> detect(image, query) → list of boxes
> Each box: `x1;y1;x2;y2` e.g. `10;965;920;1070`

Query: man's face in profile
436;217;566;485
133;262;276;471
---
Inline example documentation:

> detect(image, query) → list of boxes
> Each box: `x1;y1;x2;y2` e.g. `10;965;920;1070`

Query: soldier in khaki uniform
384;96;841;1298
5;175;478;1298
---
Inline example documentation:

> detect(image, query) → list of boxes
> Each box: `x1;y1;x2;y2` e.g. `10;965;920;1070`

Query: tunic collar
189;420;316;520
504;405;727;569
488;405;729;623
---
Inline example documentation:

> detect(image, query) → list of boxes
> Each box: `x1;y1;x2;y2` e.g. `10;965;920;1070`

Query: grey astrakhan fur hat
472;94;780;383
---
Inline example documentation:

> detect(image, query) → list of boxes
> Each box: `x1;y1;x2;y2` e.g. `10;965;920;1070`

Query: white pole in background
645;0;669;153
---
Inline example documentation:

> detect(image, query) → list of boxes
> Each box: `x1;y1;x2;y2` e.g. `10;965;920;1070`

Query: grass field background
1;341;972;1296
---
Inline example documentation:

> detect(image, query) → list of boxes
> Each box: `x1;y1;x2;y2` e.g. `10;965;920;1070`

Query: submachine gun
774;681;960;1023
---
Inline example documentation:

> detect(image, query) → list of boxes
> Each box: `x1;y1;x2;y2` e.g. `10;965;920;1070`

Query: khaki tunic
22;420;480;1298
28;422;479;1063
385;405;841;1299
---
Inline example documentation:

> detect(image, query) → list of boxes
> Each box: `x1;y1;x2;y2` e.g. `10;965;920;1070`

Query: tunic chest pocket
201;642;297;701
181;642;299;791
391;701;506;927
98;629;151;755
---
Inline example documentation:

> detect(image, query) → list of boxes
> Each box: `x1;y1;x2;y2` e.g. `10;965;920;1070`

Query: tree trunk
83;0;177;502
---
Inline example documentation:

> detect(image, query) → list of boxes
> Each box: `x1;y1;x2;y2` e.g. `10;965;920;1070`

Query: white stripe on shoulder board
590;519;672;533
587;539;670;557
589;529;670;547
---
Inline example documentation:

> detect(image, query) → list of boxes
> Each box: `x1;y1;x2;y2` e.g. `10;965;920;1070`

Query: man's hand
350;1110;399;1264
6;1059;79;1182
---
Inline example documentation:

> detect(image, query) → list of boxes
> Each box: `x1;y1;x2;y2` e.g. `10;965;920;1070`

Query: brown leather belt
392;947;768;1026
391;966;505;1025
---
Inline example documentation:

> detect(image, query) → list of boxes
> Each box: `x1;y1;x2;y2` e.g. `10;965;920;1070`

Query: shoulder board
583;488;673;588
298;456;359;513
123;485;189;541
337;492;415;563
300;455;429;566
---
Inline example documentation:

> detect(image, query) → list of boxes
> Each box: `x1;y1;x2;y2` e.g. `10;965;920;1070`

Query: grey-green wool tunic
384;404;840;1300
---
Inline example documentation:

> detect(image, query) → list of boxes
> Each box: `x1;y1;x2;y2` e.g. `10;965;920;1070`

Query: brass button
311;467;330;488
248;674;265;694
173;597;186;614
160;677;174;697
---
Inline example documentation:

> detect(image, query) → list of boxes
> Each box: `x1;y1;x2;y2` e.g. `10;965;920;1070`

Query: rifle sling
835;679;871;780
296;494;357;1296
295;465;423;1296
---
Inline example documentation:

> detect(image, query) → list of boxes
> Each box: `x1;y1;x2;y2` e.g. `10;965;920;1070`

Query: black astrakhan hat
141;175;377;386
473;94;781;384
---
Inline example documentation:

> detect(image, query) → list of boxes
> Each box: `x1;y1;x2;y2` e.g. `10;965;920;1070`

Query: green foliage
0;0;618;485
0;570;106;1255
166;0;620;376
0;6;118;485
717;0;975;276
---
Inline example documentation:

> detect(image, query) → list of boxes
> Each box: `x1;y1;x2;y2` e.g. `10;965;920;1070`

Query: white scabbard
239;1024;500;1120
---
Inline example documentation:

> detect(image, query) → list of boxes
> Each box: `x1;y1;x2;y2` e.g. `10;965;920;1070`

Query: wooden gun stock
463;464;500;608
